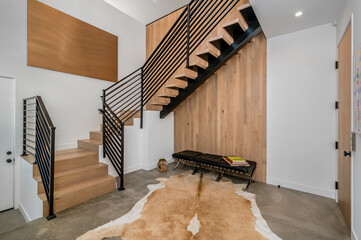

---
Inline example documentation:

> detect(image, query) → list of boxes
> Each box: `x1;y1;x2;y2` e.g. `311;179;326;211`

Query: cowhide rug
78;171;281;240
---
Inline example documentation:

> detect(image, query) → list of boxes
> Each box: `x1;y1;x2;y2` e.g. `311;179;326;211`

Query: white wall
267;23;337;199
0;0;145;210
101;111;174;178
141;111;174;170
337;1;361;239
18;159;43;222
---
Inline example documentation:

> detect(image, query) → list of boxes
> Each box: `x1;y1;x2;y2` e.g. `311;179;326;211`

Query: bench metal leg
172;162;181;170
192;165;200;175
245;167;256;190
216;171;224;182
245;179;252;190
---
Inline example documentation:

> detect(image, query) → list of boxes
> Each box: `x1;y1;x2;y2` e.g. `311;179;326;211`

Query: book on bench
223;156;250;167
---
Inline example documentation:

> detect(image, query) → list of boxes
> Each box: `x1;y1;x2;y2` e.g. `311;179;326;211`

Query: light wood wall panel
174;33;267;182
146;8;186;60
27;0;118;82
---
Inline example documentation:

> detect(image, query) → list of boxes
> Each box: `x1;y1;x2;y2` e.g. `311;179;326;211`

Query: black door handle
344;151;352;157
6;151;12;155
6;159;12;163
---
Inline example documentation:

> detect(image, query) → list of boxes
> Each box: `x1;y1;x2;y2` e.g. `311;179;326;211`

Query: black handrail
100;0;240;190
22;96;56;220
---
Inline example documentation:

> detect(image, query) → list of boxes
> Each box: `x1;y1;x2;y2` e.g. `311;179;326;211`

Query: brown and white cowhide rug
78;171;281;240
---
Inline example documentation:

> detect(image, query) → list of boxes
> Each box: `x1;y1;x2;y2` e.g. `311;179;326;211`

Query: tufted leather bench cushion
172;150;256;174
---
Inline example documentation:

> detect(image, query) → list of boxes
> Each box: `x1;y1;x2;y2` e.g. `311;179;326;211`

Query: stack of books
222;156;250;167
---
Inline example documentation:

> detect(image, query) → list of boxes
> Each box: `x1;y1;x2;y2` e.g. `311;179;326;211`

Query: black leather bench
172;150;257;189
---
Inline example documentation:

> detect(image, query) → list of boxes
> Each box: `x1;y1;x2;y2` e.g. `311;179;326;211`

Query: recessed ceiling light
295;11;303;18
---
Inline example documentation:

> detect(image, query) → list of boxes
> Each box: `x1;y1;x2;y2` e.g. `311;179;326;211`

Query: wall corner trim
352;229;359;240
18;202;31;222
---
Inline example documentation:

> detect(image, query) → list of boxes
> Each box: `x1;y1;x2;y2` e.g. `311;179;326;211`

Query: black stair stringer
160;22;262;119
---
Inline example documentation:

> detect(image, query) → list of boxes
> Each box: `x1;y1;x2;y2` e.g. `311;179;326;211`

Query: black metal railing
100;0;240;189
22;96;56;220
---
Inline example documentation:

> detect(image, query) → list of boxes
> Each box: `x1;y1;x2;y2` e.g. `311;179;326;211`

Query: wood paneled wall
174;33;267;182
145;4;267;182
146;8;186;60
27;0;118;82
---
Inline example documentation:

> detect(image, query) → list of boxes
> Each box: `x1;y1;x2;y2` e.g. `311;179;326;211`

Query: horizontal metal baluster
143;41;187;95
103;144;122;175
112;91;141;114
104;67;142;92
106;73;142;100
107;78;141;107
143;17;187;75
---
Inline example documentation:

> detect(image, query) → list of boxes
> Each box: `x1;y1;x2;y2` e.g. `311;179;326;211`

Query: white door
0;77;14;211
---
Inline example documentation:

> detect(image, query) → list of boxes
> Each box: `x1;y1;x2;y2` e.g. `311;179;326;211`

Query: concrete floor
0;164;350;240
0;209;26;234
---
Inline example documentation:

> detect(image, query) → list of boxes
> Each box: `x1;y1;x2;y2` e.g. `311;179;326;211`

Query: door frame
336;14;354;231
0;75;16;211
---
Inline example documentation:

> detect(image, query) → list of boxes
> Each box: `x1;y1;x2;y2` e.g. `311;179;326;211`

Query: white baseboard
352;229;359;240
267;177;336;199
18;202;31;222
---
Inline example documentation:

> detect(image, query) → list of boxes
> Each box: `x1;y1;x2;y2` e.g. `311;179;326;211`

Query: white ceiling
250;0;346;38
104;0;189;25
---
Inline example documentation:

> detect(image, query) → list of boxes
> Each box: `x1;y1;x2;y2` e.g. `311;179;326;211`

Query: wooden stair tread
35;163;107;181
158;93;178;98
150;102;168;106
237;2;251;11
55;148;97;161
165;80;188;89
208;34;233;48
222;18;248;35
38;175;115;199
22;155;35;164
189;58;208;70
78;139;102;146
150;98;171;106
55;175;115;197
40;175;115;215
90;131;102;134
175;68;197;80
196;48;219;61
175;73;196;81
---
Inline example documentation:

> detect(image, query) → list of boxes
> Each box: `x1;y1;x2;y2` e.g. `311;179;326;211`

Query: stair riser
33;154;98;176
42;178;116;216
78;141;100;154
36;165;108;194
90;132;102;141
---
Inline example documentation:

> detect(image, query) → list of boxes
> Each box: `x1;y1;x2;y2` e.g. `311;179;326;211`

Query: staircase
100;0;261;194
22;98;146;219
149;2;261;117
23;123;118;217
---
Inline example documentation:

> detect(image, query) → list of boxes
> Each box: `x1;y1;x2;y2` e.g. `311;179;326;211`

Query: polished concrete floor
0;164;350;240
0;209;26;234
